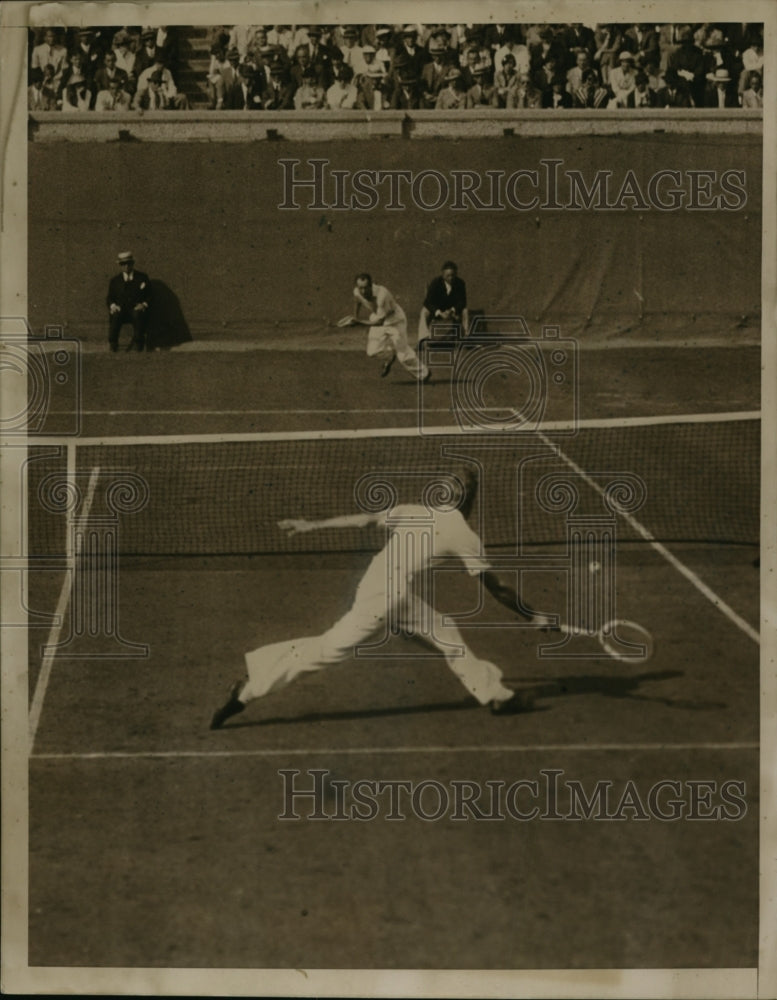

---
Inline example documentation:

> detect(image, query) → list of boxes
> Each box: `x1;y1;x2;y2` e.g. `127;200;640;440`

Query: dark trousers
109;309;148;350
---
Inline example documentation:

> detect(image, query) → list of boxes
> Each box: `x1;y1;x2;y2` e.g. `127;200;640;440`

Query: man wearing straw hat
703;66;738;107
106;251;152;352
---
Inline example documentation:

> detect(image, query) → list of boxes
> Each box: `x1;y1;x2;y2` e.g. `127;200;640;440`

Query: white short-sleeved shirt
355;505;490;606
353;283;406;327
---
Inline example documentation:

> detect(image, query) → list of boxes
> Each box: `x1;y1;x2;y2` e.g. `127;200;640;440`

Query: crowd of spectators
28;26;189;110
28;23;764;112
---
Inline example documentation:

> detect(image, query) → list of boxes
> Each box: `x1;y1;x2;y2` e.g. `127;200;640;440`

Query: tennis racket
540;617;655;663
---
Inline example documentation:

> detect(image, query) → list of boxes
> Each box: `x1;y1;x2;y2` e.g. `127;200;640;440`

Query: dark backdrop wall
28;133;761;343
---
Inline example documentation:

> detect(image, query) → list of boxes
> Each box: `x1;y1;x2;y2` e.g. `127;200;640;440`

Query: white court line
32;410;760;448
30;741;759;761
538;432;760;644
28;466;100;751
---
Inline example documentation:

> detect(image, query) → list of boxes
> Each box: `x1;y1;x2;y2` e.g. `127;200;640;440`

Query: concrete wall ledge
28;109;763;142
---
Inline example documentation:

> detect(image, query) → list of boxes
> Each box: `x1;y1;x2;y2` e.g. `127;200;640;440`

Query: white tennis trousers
366;324;429;380
241;594;513;706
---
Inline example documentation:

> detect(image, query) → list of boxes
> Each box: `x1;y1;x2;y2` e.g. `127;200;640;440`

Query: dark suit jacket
224;80;263;109
262;80;296;109
423;275;467;318
107;270;152;313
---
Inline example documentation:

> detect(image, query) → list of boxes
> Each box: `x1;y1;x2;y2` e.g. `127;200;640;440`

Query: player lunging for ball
210;470;548;729
346;273;430;382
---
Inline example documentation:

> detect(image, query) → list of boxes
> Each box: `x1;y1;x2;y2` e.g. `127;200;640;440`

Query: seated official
418;260;469;346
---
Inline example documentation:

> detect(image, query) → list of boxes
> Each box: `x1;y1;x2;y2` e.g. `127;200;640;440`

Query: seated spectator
623;24;659;67
667;25;706;107
134;27;162;78
290;44;327;90
572;67;611;108
268;25;295;54
359;45;384;83
392;26;428;80
509;71;542;108
435;67;470;109
427;26;454;60
561;23;595;67
94;74;132;110
628;71;657;106
467;64;498;107
340;26;368;77
62;77;92;111
111;30;137;91
533;52;561;94
134;55;189;109
248;36;275;93
30;28;67;91
566;50;591;93
655;67;694;107
206;36;231;108
543;75;573;108
356;61;388;110
294;66;326;109
228;24;260;60
493;52;520;107
28;67;58;110
262;58;295;109
703;66;739;107
702;26;741;82
494;34;530;76
93;48;129;94
593;23;623;84
657;24;679;73
389;64;421;109
483;24;520;55
459;44;486;88
609;50;638;106
71;27;103;75
224;63;263;109
303;25;338;88
151;26;180;74
326;64;359;108
59;50;92;109
461;28;493;73
420;40;450;107
644;60;664;93
529;27;565;75
374;26;394;73
741;69;763;108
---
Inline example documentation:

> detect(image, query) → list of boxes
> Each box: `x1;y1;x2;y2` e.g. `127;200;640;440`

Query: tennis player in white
211;470;548;729
349;273;430;381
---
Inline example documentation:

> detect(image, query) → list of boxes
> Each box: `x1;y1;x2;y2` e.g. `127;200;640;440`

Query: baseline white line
30;741;759;761
28;465;100;750
30;410;760;448
538;432;760;643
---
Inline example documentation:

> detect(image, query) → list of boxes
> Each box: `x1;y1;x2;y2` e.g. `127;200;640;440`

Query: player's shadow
226;698;500;729
520;669;727;711
146;280;193;350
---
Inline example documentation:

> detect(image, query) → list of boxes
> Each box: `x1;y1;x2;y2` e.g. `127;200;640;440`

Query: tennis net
26;412;759;557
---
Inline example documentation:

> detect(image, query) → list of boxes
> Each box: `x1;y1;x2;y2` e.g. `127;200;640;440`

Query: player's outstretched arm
279;513;380;536
481;570;553;626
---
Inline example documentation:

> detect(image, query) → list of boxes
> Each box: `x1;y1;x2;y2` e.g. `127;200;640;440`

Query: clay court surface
25;340;760;969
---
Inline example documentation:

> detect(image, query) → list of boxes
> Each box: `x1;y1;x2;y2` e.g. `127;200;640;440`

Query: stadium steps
175;26;213;109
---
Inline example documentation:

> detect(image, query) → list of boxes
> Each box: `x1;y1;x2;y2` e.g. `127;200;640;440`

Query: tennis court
25;347;760;969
